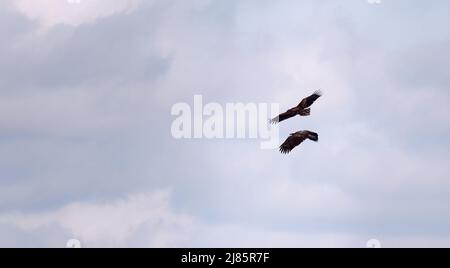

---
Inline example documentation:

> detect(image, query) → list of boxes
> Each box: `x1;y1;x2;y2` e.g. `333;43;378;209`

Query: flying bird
279;130;319;154
270;90;322;124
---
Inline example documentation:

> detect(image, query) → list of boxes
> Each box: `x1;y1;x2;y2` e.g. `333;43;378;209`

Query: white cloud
2;0;450;248
0;188;364;247
12;0;144;28
0;190;193;247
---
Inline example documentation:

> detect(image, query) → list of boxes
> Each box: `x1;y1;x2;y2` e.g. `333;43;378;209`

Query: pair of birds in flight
270;90;322;154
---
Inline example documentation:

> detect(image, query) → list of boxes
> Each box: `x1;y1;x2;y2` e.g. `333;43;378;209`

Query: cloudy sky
1;0;450;248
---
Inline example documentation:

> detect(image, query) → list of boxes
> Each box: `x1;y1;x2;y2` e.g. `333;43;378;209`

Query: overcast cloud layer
1;0;450;247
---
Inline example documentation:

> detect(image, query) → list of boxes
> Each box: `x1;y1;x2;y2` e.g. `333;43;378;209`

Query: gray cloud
1;0;450;247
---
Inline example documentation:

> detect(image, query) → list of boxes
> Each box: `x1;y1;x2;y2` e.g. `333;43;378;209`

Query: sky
0;0;450;247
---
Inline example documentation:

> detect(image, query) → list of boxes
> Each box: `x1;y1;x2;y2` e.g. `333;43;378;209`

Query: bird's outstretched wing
297;90;322;109
279;132;307;154
270;108;298;124
279;130;319;154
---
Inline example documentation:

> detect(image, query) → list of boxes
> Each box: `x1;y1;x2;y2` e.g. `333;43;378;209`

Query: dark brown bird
270;90;322;124
279;130;319;154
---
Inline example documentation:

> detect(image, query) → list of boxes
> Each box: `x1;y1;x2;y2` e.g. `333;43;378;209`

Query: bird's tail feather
307;131;319;142
299;108;310;116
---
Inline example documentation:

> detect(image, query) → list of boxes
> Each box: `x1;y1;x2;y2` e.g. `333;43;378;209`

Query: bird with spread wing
279;130;319;154
270;90;322;124
272;90;323;154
